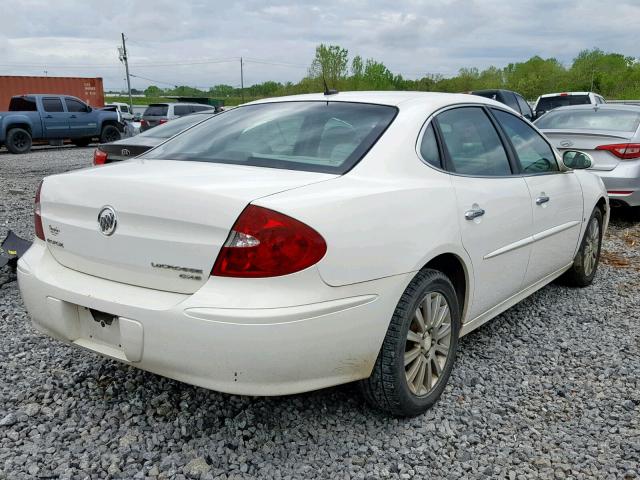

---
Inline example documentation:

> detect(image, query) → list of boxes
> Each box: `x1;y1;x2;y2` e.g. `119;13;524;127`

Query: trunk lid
542;129;634;171
40;159;336;293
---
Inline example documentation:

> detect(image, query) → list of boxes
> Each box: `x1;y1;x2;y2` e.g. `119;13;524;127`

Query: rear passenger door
490;108;583;286
41;97;69;138
430;106;533;320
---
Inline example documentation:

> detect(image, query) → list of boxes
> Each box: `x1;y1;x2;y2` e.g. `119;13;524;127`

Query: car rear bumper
17;240;410;396
592;161;640;207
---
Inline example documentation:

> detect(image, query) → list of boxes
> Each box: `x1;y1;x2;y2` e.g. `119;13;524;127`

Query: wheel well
102;120;123;132
422;253;467;320
595;197;607;216
7;123;32;136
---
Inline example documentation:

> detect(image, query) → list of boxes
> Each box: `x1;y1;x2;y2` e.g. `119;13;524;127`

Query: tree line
140;46;640;103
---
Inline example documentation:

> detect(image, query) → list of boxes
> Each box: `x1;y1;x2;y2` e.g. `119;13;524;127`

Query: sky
1;0;639;91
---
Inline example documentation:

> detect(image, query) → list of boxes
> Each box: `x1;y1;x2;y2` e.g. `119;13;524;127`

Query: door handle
45;115;53;118
70;115;77;118
465;207;485;220
536;195;550;205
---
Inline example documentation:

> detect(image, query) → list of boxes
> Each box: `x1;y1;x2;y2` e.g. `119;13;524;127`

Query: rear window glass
42;97;64;112
536;95;591;112
144;104;169;116
535;109;640;132
9;97;37;111
138;113;212;139
143;101;397;174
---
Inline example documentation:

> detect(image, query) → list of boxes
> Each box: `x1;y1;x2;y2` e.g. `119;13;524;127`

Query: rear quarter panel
0;112;42;140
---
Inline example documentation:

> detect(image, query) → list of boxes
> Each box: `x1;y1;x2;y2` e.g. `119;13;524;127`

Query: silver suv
534;92;605;119
140;103;215;131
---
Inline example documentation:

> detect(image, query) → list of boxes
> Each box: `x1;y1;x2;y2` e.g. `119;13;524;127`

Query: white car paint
18;91;608;396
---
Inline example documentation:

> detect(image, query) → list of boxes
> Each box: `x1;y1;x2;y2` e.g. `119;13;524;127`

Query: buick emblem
121;148;131;156
97;206;117;236
560;140;573;148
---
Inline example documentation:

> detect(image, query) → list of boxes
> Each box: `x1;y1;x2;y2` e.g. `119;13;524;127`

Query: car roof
245;91;507;109
544;103;640;113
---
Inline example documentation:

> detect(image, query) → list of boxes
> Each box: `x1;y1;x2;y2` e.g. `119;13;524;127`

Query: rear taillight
141;119;148;127
93;149;108;165
595;143;640;160
212;205;327;278
34;180;44;240
158;119;168;125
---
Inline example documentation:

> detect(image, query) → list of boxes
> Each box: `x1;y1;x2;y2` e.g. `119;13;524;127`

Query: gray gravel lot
1;147;639;479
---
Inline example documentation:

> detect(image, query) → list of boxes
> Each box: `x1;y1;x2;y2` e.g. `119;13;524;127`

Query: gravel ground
1;147;639;480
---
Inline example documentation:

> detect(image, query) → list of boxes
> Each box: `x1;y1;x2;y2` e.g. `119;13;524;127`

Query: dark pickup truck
0;94;123;154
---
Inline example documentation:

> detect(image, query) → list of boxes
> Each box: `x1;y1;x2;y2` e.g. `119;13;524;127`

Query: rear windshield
138;113;212;139
144;104;169;116
536;95;591;112
142;101;398;174
535;109;640;132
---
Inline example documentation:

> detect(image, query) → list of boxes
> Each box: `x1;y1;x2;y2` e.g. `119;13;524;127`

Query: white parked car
18;92;608;416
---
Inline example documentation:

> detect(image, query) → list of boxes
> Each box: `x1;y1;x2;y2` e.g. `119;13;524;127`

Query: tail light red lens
595;143;640;160
34;180;45;240
212;205;327;278
141;119;148;127
93;149;108;165
158;119;168;125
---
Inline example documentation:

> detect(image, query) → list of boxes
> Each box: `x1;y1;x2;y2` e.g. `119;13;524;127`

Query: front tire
99;125;121;144
6;128;32;154
561;207;603;287
360;269;461;417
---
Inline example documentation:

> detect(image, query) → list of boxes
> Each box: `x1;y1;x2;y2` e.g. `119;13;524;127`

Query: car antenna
322;72;338;96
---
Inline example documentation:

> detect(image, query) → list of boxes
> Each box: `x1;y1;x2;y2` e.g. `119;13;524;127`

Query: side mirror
562;150;593;169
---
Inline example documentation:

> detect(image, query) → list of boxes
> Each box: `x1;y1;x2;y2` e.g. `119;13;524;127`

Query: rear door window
503;92;520;112
418;123;441;168
492;109;558;174
144;104;169;116
191;105;213;112
42;97;64;112
435;107;512;176
536;95;591;113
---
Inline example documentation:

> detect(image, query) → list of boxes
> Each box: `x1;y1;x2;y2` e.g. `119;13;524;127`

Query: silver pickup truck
0;94;123;154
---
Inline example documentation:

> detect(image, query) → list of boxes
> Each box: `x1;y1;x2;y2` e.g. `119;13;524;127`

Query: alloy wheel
583;217;600;276
404;291;452;396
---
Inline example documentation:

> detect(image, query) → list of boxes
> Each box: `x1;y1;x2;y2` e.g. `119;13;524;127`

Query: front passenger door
65;97;95;138
491;108;583;286
433;107;533;321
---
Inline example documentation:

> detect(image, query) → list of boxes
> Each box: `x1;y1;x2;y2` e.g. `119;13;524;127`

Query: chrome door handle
465;207;485;220
70;115;77;118
536;195;550;205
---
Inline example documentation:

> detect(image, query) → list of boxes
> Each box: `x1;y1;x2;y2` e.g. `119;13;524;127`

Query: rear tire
72;138;92;147
360;269;461;417
6;128;32;154
560;207;603;287
99;125;120;144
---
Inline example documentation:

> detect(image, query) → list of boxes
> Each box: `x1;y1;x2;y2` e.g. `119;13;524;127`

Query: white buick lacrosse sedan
18;92;608;416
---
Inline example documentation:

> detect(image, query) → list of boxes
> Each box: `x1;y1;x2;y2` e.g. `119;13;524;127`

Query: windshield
138;113;212;139
535;108;640;132
536;95;590;113
142;101;398;174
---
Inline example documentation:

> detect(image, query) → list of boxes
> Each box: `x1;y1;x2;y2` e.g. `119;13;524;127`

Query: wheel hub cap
404;291;453;397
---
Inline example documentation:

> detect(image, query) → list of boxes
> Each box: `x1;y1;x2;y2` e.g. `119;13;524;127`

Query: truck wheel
6;128;32;154
72;138;92;147
100;125;121;143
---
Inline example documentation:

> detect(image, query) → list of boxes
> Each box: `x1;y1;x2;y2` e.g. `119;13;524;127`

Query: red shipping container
0;76;105;110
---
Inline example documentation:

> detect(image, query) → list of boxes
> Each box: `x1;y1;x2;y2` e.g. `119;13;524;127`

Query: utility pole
240;57;244;103
119;33;133;112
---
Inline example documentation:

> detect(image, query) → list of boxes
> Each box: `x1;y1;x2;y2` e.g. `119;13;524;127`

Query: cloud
2;0;639;90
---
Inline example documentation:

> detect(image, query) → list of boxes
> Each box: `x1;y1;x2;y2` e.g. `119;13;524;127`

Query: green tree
309;44;349;88
144;85;163;97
